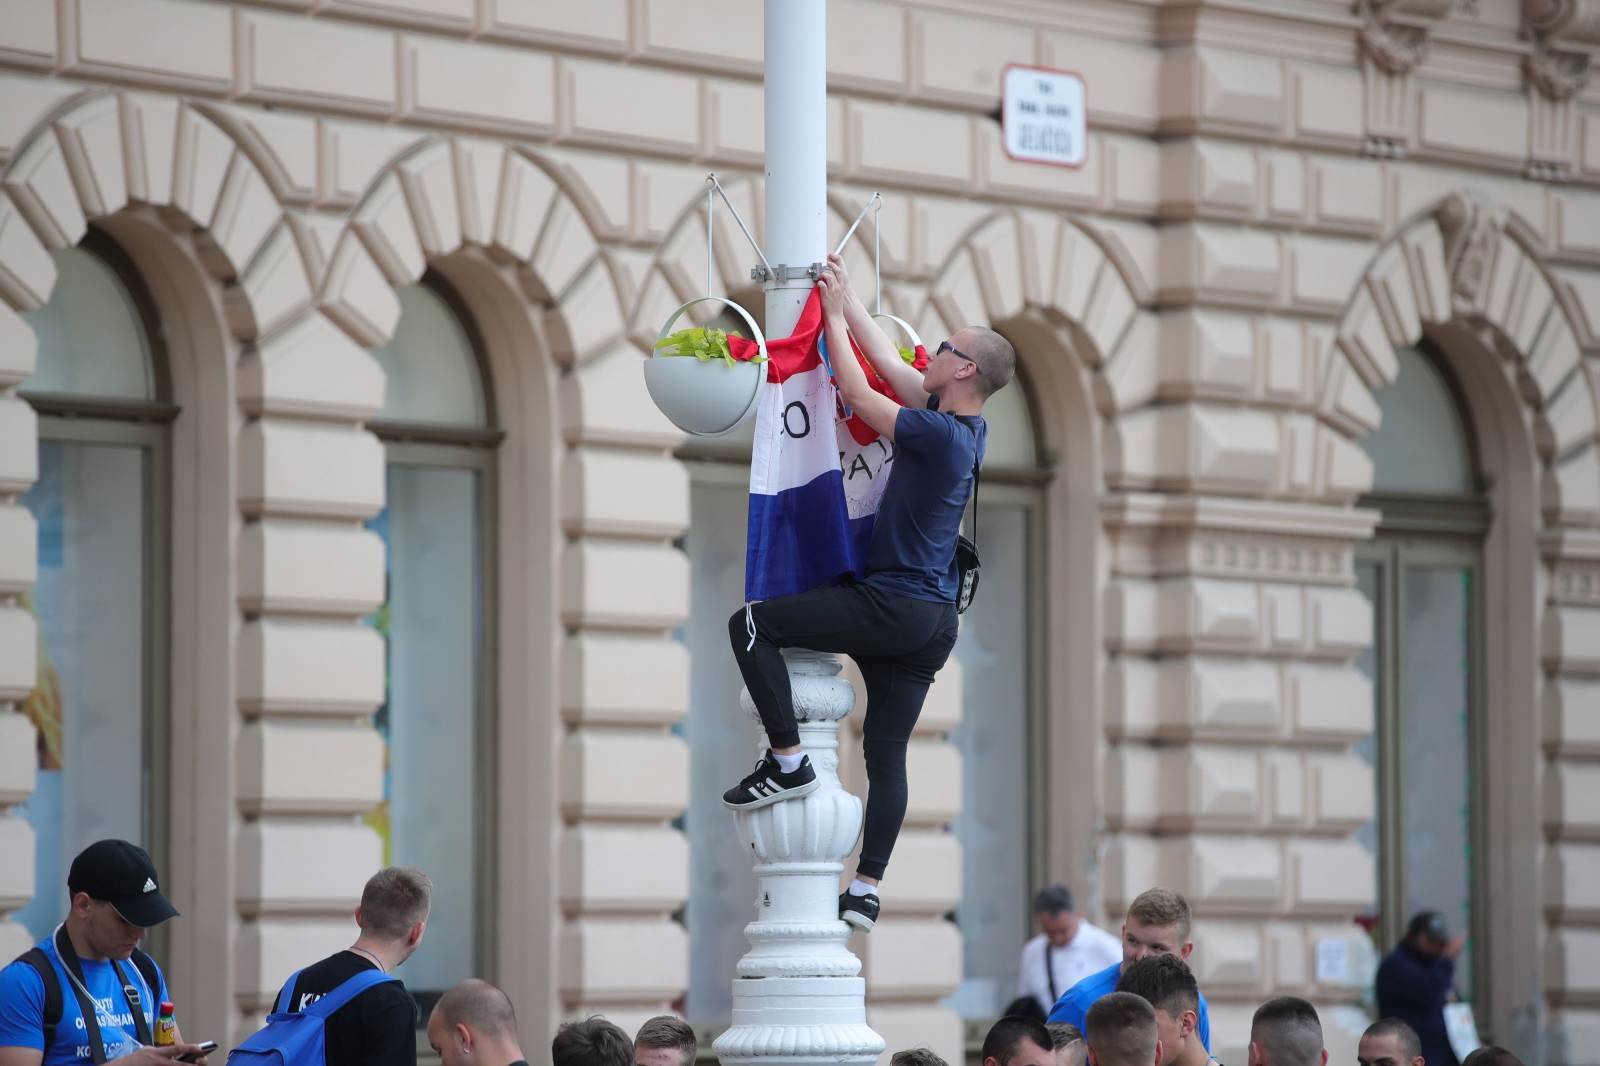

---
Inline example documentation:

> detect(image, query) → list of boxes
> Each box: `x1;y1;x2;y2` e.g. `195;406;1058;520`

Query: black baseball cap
67;840;179;928
1406;909;1449;942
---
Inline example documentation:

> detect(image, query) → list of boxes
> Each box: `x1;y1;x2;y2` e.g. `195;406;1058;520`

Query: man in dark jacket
1375;911;1465;1066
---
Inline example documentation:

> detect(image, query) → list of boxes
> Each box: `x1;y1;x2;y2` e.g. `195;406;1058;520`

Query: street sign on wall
1001;64;1088;168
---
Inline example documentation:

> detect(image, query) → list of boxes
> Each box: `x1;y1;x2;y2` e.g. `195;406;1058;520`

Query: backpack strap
109;954;154;1047
970;451;981;550
51;927;108;1065
300;969;398;1020
129;949;160;1004
17;949;62;1053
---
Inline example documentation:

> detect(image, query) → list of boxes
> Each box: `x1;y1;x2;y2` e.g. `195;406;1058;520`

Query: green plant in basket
655;325;763;367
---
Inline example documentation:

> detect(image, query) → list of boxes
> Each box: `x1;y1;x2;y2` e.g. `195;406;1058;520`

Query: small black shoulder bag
955;425;982;615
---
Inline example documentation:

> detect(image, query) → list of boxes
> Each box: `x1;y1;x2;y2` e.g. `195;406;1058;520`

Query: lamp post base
714;976;886;1066
720;651;884;1065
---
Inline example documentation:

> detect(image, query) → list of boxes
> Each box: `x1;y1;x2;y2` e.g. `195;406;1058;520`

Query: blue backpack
228;969;398;1066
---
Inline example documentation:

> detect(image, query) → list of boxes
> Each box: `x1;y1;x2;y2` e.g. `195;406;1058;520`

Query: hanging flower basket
872;312;928;368
644;295;768;437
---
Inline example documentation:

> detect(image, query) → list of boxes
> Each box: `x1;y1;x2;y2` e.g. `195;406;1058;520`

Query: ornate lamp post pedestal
713;652;885;1066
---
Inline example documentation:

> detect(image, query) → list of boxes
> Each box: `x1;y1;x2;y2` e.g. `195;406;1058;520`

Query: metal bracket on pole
703;173;774;287
832;191;880;258
751;190;880;284
750;262;824;283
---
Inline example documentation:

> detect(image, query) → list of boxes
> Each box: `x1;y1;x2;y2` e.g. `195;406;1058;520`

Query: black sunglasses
937;340;981;373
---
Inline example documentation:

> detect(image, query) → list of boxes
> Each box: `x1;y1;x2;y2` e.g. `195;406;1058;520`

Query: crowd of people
990;884;1515;1066
0;841;1528;1066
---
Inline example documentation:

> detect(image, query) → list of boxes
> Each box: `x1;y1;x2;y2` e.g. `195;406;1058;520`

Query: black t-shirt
276;951;417;1066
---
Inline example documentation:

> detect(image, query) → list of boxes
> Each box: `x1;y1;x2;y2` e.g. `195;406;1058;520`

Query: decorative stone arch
0;87;380;1037
1332;193;1600;518
915;206;1153;916
1325;191;1600;1051
321;135;690;1039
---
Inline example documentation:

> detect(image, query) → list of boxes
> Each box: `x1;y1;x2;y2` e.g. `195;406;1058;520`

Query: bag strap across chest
957;415;981;547
17;929;160;1064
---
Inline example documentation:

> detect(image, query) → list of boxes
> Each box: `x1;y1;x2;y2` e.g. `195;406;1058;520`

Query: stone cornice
1102;492;1382;540
1541;528;1600;562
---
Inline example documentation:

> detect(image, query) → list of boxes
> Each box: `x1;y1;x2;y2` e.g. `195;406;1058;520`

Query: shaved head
435;979;517;1040
1250;997;1324;1066
956;326;1016;397
1359;1018;1422;1066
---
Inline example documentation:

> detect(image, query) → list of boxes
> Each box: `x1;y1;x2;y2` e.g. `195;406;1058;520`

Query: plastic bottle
154;1002;176;1047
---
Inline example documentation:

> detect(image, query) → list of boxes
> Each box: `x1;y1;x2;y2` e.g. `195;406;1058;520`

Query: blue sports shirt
0;933;168;1065
1046;960;1211;1052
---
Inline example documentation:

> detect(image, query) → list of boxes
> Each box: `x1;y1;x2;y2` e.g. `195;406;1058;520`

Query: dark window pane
1400;564;1474;995
947;502;1032;1018
1354;558;1383;941
367;464;483;997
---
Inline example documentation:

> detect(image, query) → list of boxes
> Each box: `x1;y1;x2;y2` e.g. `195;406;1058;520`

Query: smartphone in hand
178;1041;219;1063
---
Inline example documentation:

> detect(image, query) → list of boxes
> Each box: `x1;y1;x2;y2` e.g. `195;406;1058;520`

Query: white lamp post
712;3;885;1065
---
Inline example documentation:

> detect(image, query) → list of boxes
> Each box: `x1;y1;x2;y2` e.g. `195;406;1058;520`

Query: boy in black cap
1375;910;1466;1066
0;839;209;1066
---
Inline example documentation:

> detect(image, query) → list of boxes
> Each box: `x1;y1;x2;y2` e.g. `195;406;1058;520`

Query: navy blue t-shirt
862;404;985;603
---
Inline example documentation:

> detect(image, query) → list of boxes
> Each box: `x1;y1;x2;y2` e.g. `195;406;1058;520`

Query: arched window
1355;343;1486;1007
15;234;173;941
365;274;498;1012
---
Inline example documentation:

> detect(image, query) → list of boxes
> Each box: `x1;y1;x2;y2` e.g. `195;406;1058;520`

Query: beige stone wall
0;0;1598;1063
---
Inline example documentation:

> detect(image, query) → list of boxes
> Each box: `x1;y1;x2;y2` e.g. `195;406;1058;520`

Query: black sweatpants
727;581;959;880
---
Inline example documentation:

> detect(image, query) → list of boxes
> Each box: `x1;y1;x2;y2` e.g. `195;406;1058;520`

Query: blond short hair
1125;888;1192;944
358;866;432;940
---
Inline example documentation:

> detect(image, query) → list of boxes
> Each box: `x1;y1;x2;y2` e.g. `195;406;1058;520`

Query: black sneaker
839;890;879;931
721;751;819;810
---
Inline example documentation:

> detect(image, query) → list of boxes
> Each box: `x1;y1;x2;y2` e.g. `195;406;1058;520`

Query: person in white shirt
1018;886;1122;1016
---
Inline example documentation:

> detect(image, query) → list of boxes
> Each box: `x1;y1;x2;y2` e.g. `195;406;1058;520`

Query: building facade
0;0;1598;1063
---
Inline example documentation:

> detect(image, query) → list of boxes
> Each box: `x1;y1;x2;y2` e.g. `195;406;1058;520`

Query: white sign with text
1001;65;1088;168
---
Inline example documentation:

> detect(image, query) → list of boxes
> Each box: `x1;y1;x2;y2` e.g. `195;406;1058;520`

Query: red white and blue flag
727;289;927;602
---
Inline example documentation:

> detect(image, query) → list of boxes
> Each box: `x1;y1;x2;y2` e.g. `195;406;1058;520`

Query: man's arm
0;1041;204;1066
828;254;930;405
0;961;46;1066
818;264;902;442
